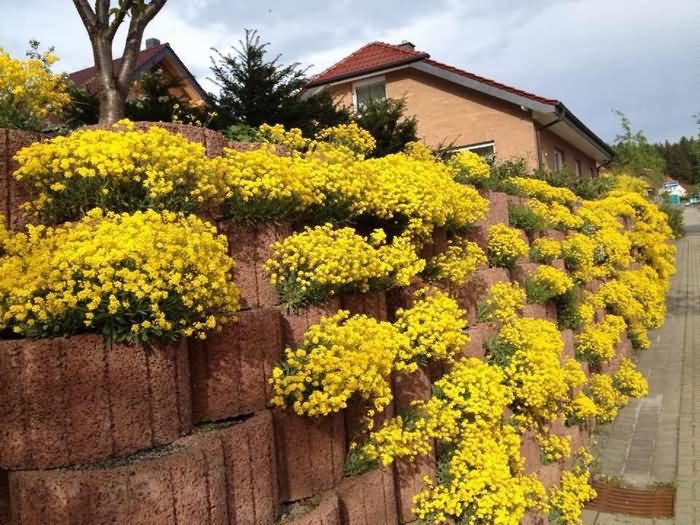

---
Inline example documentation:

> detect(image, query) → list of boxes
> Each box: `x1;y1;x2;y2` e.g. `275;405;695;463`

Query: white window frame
451;141;496;158
352;76;386;111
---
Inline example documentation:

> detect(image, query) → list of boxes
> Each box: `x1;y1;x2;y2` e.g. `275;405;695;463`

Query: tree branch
95;0;111;25
106;0;134;40
116;0;167;91
72;0;97;29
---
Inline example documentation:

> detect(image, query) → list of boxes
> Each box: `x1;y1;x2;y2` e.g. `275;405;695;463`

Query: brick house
305;41;613;173
69;39;207;107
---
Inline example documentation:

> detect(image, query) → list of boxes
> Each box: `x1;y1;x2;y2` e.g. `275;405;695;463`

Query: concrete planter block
190;308;283;423
463;322;498;361
0;128;41;230
220;222;292;309
340;291;388;321
8;411;277;525
336;468;399;525
280;492;341;525
273;410;346;502
280;297;342;347
0;335;191;470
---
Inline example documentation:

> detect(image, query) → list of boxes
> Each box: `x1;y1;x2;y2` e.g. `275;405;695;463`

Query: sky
2;0;699;143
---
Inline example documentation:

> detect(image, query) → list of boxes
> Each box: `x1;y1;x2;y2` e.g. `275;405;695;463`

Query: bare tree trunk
72;0;167;125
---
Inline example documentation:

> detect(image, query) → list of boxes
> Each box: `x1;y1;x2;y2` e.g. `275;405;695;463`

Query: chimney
145;38;161;49
397;40;415;51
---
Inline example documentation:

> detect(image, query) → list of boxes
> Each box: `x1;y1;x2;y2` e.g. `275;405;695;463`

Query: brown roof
306;41;558;106
69;42;169;87
306;41;429;87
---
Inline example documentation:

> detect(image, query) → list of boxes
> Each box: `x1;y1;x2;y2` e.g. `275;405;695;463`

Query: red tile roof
306;41;429;87
69;43;169;87
306;41;558;107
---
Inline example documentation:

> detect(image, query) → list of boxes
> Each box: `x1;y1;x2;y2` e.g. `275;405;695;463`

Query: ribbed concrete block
0;335;191;470
336;468;399;525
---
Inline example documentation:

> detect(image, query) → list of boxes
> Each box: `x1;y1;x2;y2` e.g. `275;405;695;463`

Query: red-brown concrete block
539;229;566;242
385;279;426;321
538;461;562;490
551;258;566;271
190;308;283;423
477;191;509;228
521;431;541;475
280;297;342;347
221;221;292;309
561;329;575;360
340;291;388;321
216;411;279;525
521;511;548;525
0;335;191;470
274;410;346;502
511;261;540;287
0;470;8;525
344;397;395;448
8;412;276;525
584;279;604;293
463;322;498;360
1;128;41;229
393;453;435;524
391;368;436;523
280;492;342;525
460;267;511;311
336;468;399;525
419;227;449;260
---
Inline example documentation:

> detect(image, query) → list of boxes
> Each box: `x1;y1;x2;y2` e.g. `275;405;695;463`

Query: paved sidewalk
585;208;700;524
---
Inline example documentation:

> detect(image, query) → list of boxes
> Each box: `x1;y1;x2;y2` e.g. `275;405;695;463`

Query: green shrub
508;204;546;237
660;202;685;239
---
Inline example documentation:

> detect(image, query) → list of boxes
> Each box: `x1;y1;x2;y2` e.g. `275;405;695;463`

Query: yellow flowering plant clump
0;209;239;344
549;450;597;525
362;358;512;465
561;233;597;282
14;121;213;223
258;123;309;151
338;152;489;239
536;430;572;463
449;149;491;186
590;226;633;278
264;225;424;309
525;265;574;303
566;392;599;425
270;311;405;419
589;373;629;424
530;237;562;264
393;290;468;371
489;318;571;428
528;199;584;231
0;215;9;254
486;224;529;268
413;422;546;525
0;47;70;130
613;358;649;398
508;177;578;205
315;122;376;158
403;141;434;161
478;281;526;322
209;146;327;222
422;238;486;286
575;314;626;364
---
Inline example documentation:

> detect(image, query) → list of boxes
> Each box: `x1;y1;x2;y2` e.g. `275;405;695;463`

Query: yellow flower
487;224;529;267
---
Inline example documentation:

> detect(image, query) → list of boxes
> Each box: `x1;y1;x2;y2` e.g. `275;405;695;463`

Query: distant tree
611;110;666;188
209;29;349;135
352;97;418;158
72;0;167;124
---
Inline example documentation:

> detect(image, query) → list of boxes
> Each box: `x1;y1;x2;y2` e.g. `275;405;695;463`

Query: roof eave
556;103;614;160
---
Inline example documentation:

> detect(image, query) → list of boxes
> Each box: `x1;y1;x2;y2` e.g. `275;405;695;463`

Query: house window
590;166;596;177
553;148;565;171
575;159;582;177
353;78;386;110
448;141;496;160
